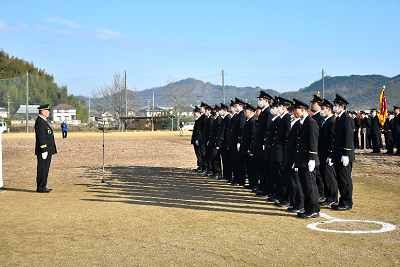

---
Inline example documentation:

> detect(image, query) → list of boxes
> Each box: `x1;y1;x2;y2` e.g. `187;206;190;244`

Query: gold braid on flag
379;88;387;125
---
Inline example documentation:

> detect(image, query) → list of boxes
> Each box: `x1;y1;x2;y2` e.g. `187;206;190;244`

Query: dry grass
0;132;399;266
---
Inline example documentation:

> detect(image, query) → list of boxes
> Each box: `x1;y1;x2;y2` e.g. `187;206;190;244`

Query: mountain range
128;74;400;111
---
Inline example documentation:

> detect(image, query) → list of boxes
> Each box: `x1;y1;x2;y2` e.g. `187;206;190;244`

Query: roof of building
16;105;40;114
52;103;76;110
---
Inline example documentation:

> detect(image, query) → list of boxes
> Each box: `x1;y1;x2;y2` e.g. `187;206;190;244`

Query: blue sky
1;0;399;96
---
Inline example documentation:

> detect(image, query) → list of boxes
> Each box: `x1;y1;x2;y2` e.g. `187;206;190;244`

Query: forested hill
0;49;88;121
138;75;400;111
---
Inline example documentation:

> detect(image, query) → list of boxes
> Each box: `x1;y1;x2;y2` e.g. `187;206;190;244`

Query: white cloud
0;21;7;35
94;27;124;40
45;17;83;28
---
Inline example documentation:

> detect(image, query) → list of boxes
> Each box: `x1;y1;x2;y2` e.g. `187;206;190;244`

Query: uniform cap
310;95;323;104
38;104;50;111
291;98;309;110
243;103;256;112
333;94;349;105
257;91;273;100
277;96;292;106
320;98;333;109
234;97;246;106
220;103;229;110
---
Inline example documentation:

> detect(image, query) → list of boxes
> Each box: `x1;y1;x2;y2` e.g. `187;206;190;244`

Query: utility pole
152;91;155;131
26;72;28;133
88;96;91;125
7;95;10;118
322;69;325;99
222;70;225;103
125;70;127;117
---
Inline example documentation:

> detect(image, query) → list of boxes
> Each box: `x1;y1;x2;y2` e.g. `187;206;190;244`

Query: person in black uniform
194;103;208;173
239;103;258;189
207;105;223;178
226;100;238;183
310;95;325;203
318;99;338;206
331;94;355;211
270;97;292;207
393;106;400;156
352;112;360;149
252;91;273;194
35;104;57;193
202;104;214;176
227;98;247;186
191;106;202;172
383;112;394;154
292;99;320;218
216;103;231;180
360;111;370;149
369;109;382;153
282;106;304;213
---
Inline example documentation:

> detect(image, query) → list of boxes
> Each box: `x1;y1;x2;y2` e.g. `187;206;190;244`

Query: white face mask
320;109;325;117
257;100;263;108
278;106;284;115
219;110;223;116
270;108;277;116
233;107;238;113
333;106;340;114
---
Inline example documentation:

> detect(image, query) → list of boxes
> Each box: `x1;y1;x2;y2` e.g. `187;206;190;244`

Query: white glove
263;145;265;151
308;159;315;172
195;140;199;146
292;163;295;169
237;143;241;151
326;157;333;166
216;147;219;150
42;151;48;160
341;156;349;167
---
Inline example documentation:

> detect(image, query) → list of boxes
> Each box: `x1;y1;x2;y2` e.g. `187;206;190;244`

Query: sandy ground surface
0;131;399;266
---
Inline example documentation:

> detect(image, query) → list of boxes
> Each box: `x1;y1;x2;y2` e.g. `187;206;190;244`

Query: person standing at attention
61;120;68;139
35;104;57;193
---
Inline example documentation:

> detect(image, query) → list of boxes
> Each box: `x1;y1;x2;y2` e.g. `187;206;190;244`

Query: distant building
52;103;80;125
0;107;7;118
16;105;40;119
136;106;171;117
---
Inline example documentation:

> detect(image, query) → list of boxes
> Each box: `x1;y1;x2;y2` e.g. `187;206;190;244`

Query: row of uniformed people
191;92;355;219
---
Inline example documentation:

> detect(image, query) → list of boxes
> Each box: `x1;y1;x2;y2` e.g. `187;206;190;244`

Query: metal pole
152;91;155;131
125;70;127;117
88;96;91;125
26;72;28;133
222;70;225;103
322;69;325;99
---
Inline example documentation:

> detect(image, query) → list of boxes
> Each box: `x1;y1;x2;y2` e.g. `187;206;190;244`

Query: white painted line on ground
307;212;397;234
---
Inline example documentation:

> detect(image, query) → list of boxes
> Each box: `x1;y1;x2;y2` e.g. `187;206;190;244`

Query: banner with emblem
379;87;387;125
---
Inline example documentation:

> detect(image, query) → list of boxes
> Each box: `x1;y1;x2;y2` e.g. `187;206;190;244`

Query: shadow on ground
80;165;292;217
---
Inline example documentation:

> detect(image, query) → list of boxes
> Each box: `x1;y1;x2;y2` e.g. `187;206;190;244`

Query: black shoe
36;189;50;193
230;182;240;186
318;197;326;203
319;201;336;207
243;185;257;190
266;196;279;203
297;212;320;219
331;204;352;211
287;207;305;213
255;191;267;197
275;201;290;207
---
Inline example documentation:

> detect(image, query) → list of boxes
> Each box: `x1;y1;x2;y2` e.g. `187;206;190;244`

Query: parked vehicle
0;122;7;133
183;122;195;130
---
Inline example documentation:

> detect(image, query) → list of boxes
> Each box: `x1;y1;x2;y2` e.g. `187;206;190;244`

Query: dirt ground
0;131;399;266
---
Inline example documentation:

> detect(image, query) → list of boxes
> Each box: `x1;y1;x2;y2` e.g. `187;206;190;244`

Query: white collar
300;116;307;125
246;114;254;121
280;111;288;119
324;114;333;121
272;115;280;121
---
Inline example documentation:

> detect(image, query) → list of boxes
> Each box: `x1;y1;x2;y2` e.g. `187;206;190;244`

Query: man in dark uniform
383;112;394;154
226;100;237;183
369;109;382;153
270;97;292;207
282;106;304;213
191;106;202;171
202;104;214;175
227;98;246;186
35;104;57;193
310;95;325;203
195;103;208;173
292;99;320;218
252;91;273;193
239;103;258;189
352;111;360;149
331;94;355;211
394;106;400;156
360;111;370;149
216;103;231;180
207;105;223;178
318;99;338;206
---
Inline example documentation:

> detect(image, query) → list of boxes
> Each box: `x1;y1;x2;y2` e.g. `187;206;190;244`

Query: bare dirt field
1;131;399;266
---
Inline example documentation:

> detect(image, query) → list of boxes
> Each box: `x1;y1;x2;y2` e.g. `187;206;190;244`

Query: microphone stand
88;121;112;187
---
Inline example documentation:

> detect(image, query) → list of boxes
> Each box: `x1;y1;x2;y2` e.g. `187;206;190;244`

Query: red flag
379;88;387;125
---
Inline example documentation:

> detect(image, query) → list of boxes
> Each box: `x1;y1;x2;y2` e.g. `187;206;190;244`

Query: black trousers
384;131;393;153
259;160;275;195
194;144;202;169
334;162;353;207
200;144;207;170
62;131;67;138
36;154;52;190
361;129;369;149
221;148;232;179
232;149;246;185
205;146;213;172
298;168;320;214
285;168;304;210
244;155;258;187
395;133;400;155
353;130;359;149
371;133;381;152
210;147;222;175
319;162;338;203
271;161;288;202
315;165;324;200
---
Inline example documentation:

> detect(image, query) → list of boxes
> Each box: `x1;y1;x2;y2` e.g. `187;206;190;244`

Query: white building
0;107;7;118
52;103;80;125
16;105;40;119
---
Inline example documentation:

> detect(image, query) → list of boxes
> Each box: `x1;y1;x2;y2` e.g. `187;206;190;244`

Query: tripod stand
88;121;112;187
